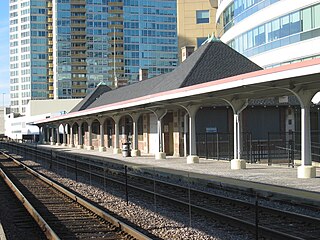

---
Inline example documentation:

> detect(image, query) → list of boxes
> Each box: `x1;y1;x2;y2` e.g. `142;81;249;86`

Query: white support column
113;115;121;154
183;113;188;157
223;98;248;169
150;109;167;160
50;127;55;145
186;105;200;164
38;126;44;144
62;124;67;146
46;127;50;144
69;124;75;148
77;122;83;149
130;113;141;157
86;121;94;150
99;119;106;152
292;89;317;178
56;125;61;146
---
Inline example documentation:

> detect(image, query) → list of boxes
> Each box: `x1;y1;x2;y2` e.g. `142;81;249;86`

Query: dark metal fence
196;132;232;160
196;131;320;165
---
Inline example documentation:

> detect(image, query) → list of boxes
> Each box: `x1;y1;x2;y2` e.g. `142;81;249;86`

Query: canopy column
55;125;61;146
223;98;248;169
69;124;75;148
50;127;55;145
99;118;106;152
150;109;167;159
130;113;141;157
86;120;94;150
112;115;121;154
62;124;67;146
178;104;200;164
38;126;44;144
292;89;317;178
77;122;83;149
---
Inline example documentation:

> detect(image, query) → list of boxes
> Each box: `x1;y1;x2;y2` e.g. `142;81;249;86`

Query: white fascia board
35;60;320;124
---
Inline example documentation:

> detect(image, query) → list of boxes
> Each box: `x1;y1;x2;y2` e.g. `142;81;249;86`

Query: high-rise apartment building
177;0;219;62
9;0;178;114
216;0;320;68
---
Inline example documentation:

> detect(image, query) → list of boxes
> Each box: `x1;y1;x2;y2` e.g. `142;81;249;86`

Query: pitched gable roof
79;40;262;111
70;84;112;112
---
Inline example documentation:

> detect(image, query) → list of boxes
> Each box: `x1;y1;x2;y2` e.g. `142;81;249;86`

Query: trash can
122;142;131;157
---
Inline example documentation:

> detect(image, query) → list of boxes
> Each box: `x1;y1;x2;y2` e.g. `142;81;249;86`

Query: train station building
34;38;320;179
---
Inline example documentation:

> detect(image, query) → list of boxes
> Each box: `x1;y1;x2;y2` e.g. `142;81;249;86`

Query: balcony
108;1;123;6
72;92;86;98
71;30;86;35
108;47;123;52
107;32;123;37
72;84;87;89
71;61;87;66
108;61;124;67
108;69;124;74
71;7;86;13
71;53;87;58
108;39;123;44
71;23;86;28
71;15;86;20
72;68;87;74
108;16;123;22
71;46;86;51
108;9;124;14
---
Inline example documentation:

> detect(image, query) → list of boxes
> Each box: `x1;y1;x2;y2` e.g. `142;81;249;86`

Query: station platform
25;144;320;206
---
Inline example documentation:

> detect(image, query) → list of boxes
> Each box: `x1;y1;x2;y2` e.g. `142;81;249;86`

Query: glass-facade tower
216;0;320;68
9;0;178;114
123;0;177;82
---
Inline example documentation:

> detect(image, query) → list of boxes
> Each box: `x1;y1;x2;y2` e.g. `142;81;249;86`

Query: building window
196;10;210;24
197;37;207;47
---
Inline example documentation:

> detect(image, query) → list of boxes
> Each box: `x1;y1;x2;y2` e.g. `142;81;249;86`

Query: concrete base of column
50;142;55;145
155;152;166;160
99;146;106;152
55;143;61;146
231;159;246;169
86;145;94;150
187;155;199;164
113;148;121;154
69;144;75;148
131;149;141;157
77;145;83;149
62;143;67;147
297;165;316;178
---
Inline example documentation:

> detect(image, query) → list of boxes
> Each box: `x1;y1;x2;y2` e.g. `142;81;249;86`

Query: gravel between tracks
22;159;253;240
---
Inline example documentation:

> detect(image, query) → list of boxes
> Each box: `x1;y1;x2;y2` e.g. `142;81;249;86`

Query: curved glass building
216;0;320;68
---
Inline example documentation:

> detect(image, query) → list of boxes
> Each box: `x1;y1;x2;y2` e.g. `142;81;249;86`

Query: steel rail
0;150;152;240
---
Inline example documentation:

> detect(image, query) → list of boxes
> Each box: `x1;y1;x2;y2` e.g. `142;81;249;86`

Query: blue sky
0;1;9;106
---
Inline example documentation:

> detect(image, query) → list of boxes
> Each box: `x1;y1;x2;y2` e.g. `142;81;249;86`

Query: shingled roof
72;40;263;111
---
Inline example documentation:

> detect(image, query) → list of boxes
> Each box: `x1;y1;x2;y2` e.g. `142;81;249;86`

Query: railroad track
0;164;47;240
2;142;320;239
0;151;151;240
